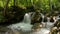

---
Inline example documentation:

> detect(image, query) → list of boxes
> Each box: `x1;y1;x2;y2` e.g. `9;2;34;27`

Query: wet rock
32;23;42;31
31;10;42;25
0;26;12;34
50;16;54;22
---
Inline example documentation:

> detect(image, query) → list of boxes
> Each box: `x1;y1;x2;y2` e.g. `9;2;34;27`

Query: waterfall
40;13;46;27
40;13;44;19
7;12;58;34
35;13;55;34
46;17;55;30
34;18;55;34
7;13;33;32
23;13;31;23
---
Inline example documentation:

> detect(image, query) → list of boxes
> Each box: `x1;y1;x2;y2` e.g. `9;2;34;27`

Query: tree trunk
3;0;10;16
49;0;52;11
14;0;15;6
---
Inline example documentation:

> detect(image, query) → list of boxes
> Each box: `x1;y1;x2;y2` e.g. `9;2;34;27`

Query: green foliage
0;15;5;22
0;0;60;24
0;0;60;11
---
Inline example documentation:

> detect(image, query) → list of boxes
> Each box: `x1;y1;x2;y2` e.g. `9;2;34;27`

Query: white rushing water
7;12;60;34
32;18;54;34
7;13;33;32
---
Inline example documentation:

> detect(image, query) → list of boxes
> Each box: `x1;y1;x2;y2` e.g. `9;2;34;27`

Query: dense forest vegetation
0;0;60;24
0;0;60;34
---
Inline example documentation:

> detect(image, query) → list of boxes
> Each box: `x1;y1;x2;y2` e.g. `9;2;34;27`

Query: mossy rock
32;23;41;29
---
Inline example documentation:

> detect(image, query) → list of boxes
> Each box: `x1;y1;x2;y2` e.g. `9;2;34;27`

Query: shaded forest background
0;0;60;26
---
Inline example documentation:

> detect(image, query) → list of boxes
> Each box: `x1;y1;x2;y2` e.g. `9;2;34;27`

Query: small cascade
7;13;33;32
47;17;50;22
40;13;46;27
40;13;44;19
30;13;54;34
35;13;55;34
23;13;31;23
40;13;44;22
46;17;54;30
31;12;35;19
6;12;59;34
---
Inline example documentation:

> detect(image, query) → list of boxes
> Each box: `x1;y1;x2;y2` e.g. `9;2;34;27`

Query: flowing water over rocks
0;12;59;34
